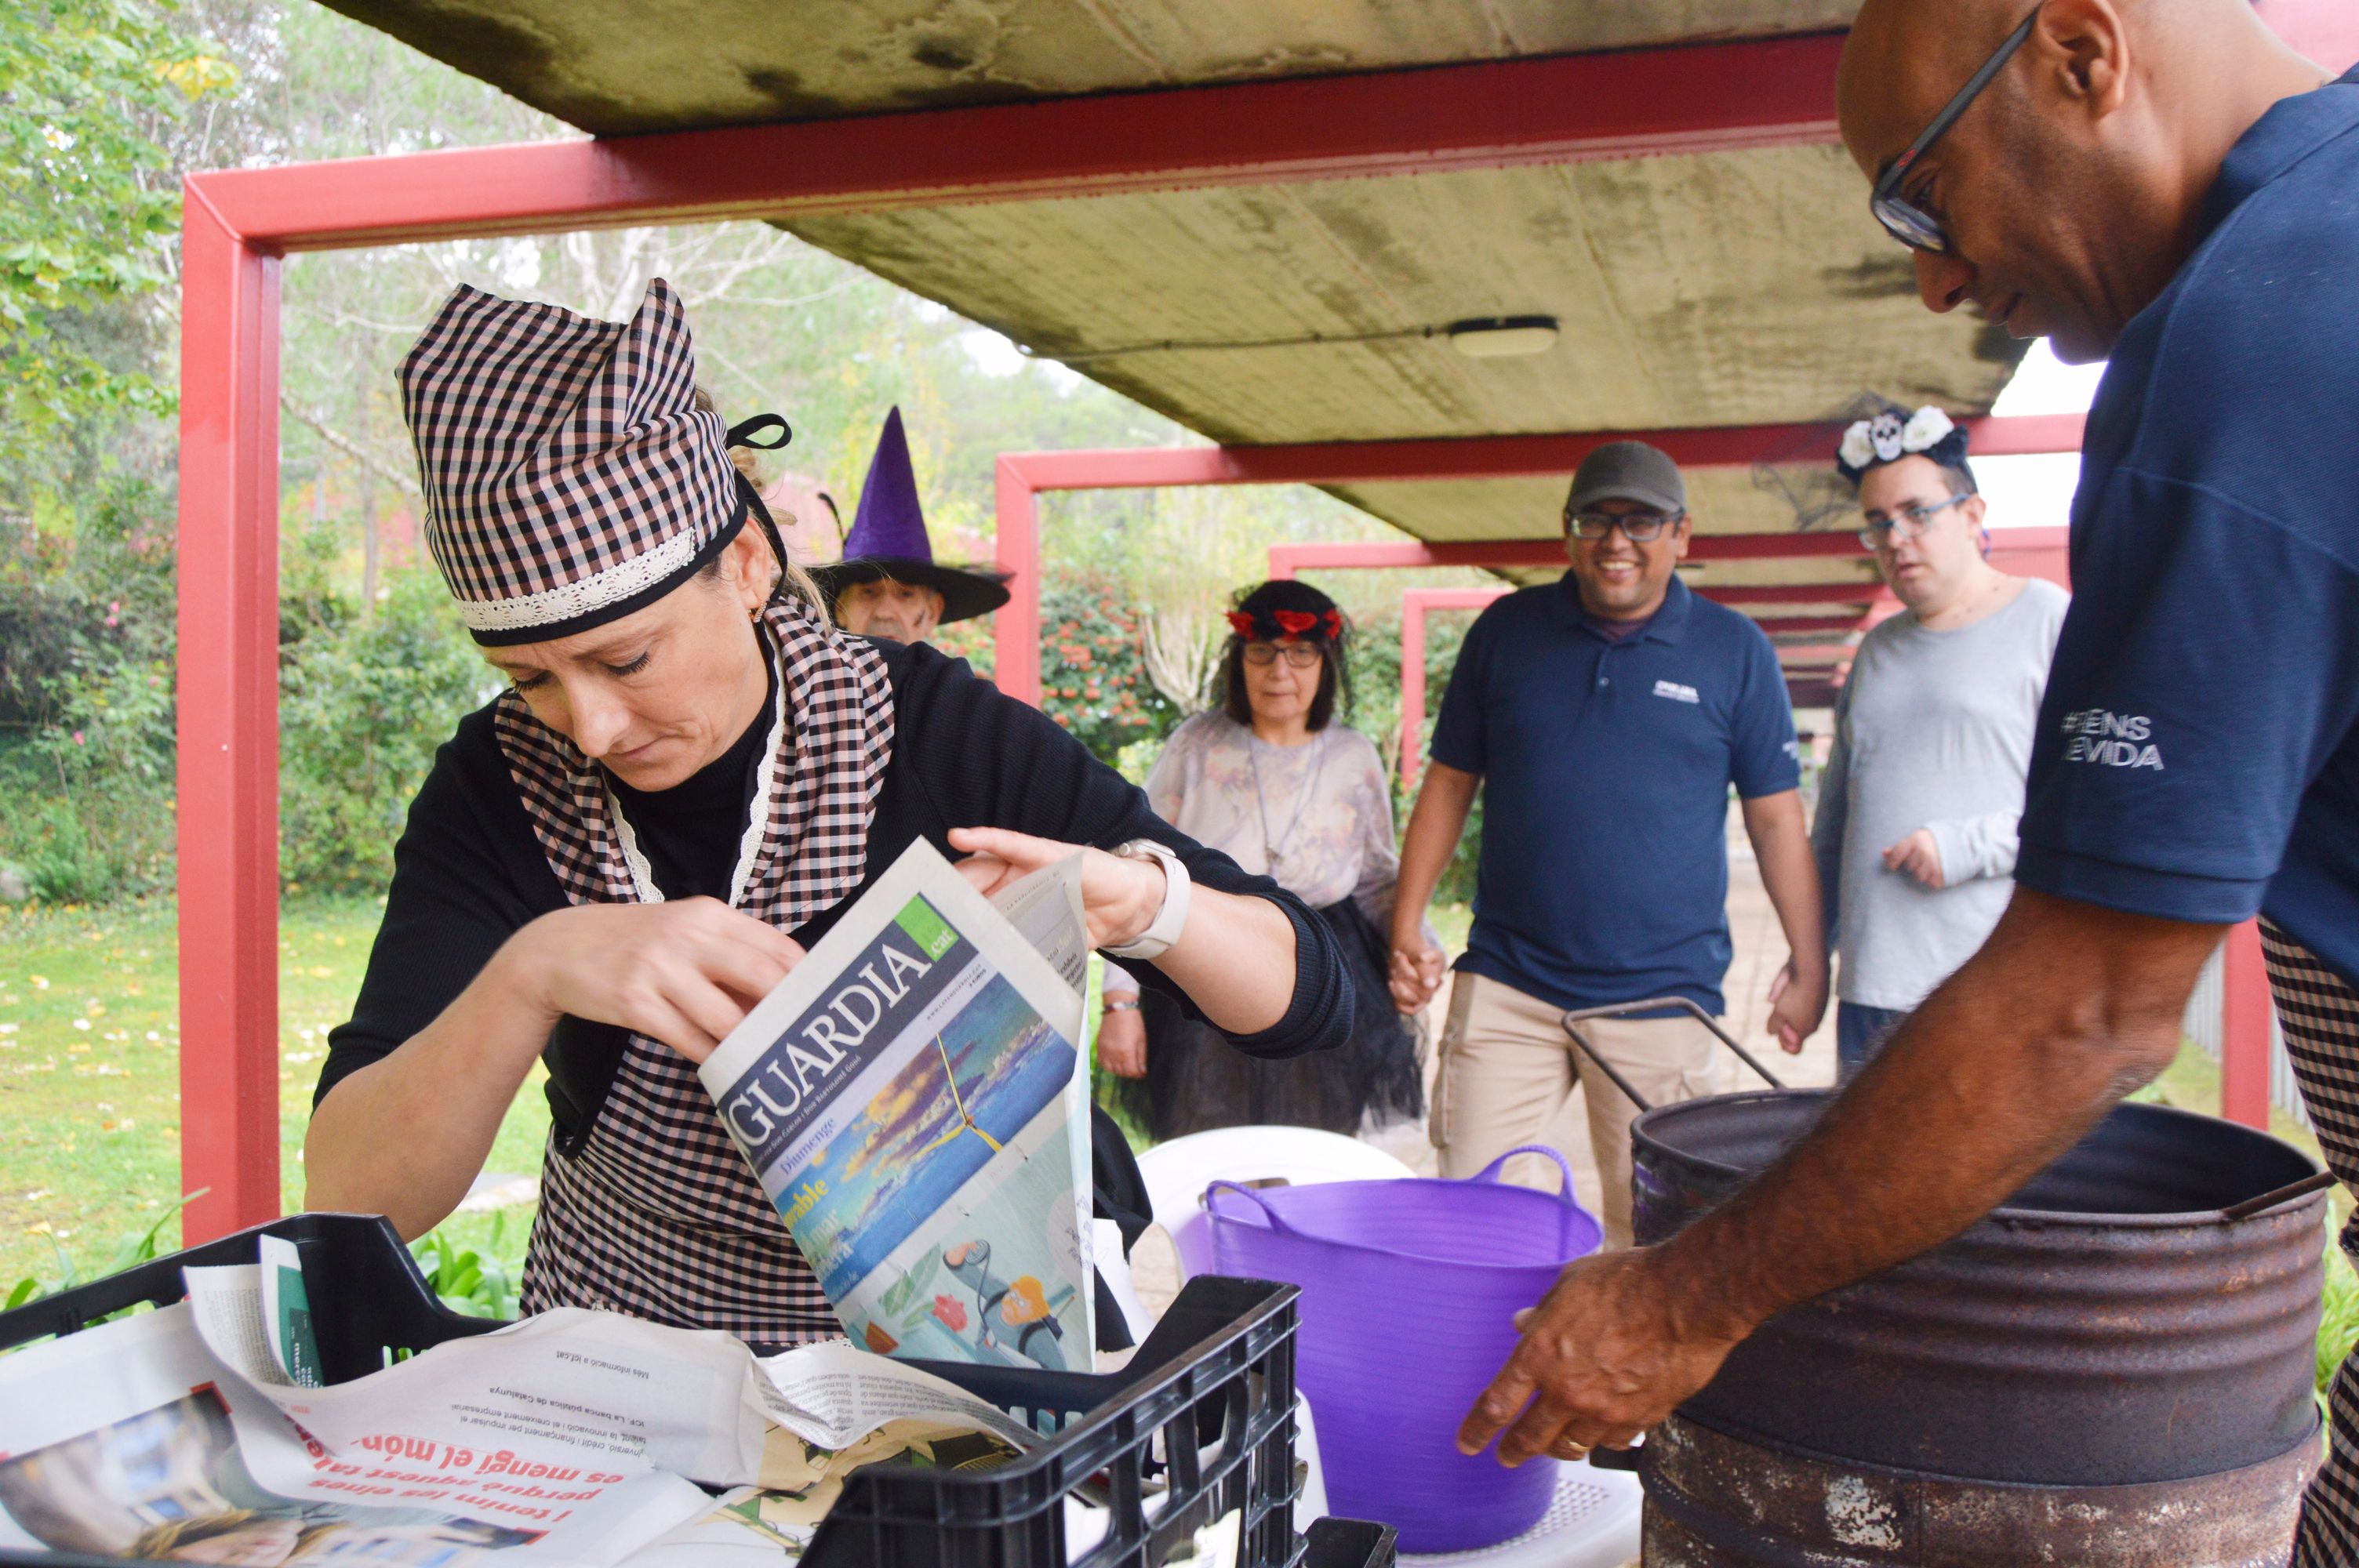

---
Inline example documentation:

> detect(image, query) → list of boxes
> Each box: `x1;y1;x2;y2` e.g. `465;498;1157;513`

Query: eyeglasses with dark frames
1858;492;1973;549
1242;642;1324;668
1870;7;2042;254
1565;509;1687;543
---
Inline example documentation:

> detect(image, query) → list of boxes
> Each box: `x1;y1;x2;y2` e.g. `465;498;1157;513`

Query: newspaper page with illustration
0;1301;712;1568
697;840;1095;1373
0;1259;1052;1568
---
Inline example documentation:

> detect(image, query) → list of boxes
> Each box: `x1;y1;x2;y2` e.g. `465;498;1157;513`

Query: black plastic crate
0;1214;1394;1568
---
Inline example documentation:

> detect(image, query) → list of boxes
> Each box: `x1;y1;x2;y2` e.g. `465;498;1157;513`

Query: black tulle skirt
1114;898;1424;1140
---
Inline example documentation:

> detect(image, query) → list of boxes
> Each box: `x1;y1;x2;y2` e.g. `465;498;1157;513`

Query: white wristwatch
1104;839;1191;960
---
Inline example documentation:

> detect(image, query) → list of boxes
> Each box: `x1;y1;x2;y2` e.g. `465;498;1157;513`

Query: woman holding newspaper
304;280;1351;1345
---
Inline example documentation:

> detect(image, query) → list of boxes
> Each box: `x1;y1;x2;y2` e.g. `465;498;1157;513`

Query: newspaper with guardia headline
697;839;1096;1373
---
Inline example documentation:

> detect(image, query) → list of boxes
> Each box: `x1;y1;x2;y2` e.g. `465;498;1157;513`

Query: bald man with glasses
1390;441;1828;1249
1457;9;2359;1554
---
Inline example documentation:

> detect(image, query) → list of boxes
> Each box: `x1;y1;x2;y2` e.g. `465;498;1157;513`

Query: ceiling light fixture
1447;316;1561;359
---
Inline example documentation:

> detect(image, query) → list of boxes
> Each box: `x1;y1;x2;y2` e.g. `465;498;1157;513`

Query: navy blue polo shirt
1430;574;1799;1014
2016;67;2359;988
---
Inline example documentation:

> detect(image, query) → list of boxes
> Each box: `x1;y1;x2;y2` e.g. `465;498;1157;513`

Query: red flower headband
1227;607;1343;641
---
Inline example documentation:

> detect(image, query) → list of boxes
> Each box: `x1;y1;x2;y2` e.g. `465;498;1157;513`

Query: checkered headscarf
497;591;897;1339
398;278;745;646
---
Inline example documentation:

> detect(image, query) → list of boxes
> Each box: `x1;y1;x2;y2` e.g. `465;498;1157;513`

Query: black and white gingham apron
496;596;892;1341
2267;921;2359;1566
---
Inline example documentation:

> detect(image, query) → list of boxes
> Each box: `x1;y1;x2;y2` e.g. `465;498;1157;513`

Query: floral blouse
1147;712;1404;921
1103;713;1423;997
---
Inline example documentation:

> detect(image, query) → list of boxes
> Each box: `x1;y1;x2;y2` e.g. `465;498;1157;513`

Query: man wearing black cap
1391;440;1829;1248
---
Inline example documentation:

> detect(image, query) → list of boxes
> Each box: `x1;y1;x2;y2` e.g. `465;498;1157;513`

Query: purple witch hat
809;407;1011;626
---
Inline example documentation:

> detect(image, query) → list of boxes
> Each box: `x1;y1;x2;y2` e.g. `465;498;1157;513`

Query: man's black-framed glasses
1870;7;2041;253
1858;492;1972;549
1567;508;1686;543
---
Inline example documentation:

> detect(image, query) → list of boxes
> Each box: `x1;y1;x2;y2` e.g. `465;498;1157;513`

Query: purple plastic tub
1206;1145;1602;1552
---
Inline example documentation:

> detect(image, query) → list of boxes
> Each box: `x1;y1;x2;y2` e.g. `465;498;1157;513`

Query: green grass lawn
0;897;1483;1293
0;895;547;1292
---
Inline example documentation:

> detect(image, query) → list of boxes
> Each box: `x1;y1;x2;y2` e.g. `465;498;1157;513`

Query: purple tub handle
1470;1144;1580;1202
1204;1180;1294;1233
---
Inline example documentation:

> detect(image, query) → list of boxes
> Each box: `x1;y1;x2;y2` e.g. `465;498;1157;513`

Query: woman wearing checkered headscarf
304;280;1354;1345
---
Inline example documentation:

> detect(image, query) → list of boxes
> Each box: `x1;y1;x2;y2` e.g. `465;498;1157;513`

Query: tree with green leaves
0;0;231;477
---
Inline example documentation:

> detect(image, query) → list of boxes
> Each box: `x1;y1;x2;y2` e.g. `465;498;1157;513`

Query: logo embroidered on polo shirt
2059;708;2165;770
1652;679;1700;704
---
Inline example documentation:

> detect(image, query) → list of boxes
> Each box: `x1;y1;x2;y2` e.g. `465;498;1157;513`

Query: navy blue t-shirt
1430;574;1800;1014
2016;67;2359;988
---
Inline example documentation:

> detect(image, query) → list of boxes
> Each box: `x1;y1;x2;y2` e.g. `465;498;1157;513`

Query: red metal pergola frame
180;26;1877;1242
1398;588;1509;786
1378;558;2270;1120
176;14;2350;1242
1356;531;2076;786
994;414;2085;702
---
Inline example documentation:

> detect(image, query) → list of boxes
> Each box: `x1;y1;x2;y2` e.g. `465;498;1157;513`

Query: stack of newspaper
0;842;1160;1568
0;1265;1045;1567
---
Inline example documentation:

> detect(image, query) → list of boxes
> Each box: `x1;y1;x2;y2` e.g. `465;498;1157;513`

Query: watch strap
1105;839;1190;960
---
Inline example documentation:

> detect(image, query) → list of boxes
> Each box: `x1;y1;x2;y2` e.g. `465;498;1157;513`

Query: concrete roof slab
311;0;2016;578
318;0;1858;134
787;148;2016;458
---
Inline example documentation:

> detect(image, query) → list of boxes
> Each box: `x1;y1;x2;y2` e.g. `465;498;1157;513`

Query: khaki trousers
1431;971;1723;1249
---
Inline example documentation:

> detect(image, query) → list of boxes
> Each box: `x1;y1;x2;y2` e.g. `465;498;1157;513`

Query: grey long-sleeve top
1812;580;2069;1011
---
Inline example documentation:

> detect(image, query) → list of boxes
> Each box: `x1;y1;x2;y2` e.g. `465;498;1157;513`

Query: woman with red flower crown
1098;581;1428;1138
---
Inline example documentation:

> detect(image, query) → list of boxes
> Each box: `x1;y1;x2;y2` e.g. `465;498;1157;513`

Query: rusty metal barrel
1623;1091;2328;1566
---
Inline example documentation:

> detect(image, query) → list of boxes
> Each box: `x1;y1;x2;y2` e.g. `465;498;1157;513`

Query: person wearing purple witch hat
810;407;1010;644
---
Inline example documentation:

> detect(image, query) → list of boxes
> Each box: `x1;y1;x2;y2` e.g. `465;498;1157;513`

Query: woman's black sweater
314;637;1354;1153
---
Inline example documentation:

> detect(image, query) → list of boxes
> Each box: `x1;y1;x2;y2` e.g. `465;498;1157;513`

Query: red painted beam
2257;0;2359;72
2222;921;2274;1131
1399;588;1510;786
172;0;2347;252
187;33;1848;252
1752;614;1869;634
1700;584;1882;606
178;187;285;1242
1018;415;2083;495
990;457;1042;706
1271;533;1874;577
1401;589;1516;612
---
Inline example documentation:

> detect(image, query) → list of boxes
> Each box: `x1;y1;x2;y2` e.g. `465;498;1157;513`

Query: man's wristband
1101;997;1141;1014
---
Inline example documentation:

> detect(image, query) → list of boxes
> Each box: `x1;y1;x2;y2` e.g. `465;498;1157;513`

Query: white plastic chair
1091;1217;1157;1348
1134;1125;1415;1283
1394;1459;1641;1568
